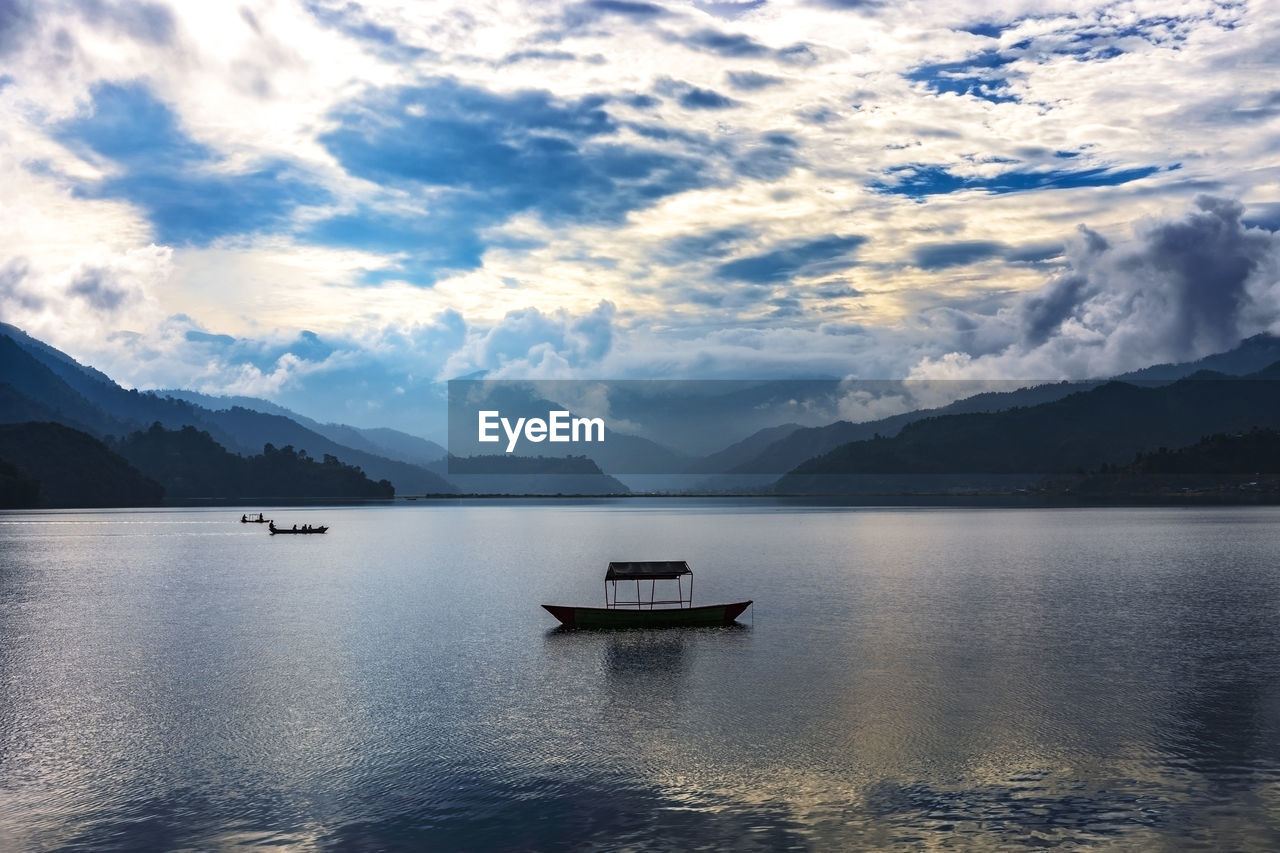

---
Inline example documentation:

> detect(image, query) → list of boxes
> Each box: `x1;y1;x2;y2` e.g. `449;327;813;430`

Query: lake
2;502;1279;850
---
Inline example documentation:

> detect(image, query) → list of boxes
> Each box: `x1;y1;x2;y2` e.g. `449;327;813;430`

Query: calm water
2;502;1280;850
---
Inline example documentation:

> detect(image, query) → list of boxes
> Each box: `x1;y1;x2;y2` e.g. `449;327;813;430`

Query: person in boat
242;514;247;522
268;520;275;531
292;524;297;531
257;513;264;522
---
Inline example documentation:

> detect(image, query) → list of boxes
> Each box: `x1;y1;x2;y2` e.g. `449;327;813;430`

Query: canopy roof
606;560;692;581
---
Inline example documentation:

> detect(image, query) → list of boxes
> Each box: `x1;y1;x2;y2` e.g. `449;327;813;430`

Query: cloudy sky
1;0;1278;433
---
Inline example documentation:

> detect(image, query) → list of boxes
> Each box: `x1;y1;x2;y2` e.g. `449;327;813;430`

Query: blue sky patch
56;81;329;245
313;78;735;283
906;50;1019;104
874;163;1170;198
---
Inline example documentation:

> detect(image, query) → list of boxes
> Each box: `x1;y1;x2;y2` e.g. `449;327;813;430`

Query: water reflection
4;506;1280;850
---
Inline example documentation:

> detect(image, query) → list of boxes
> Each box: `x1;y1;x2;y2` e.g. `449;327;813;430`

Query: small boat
268;522;328;535
240;514;271;524
542;560;751;629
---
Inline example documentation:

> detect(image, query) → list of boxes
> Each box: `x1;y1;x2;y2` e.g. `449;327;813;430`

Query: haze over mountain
0;325;456;496
7;321;1280;502
158;388;448;466
775;366;1280;494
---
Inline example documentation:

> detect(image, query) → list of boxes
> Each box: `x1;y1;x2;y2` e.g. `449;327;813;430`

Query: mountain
775;367;1280;494
0;326;455;495
726;381;1089;476
683;423;802;474
709;336;1280;480
157;389;447;465
1114;333;1280;382
115;423;394;500
0;457;41;508
0;421;164;507
0;335;130;436
0;325;235;442
187;407;453;495
1126;427;1280;474
352;427;447;467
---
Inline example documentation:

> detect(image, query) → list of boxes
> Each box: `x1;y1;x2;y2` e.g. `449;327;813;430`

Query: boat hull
268;527;328;535
542;601;752;629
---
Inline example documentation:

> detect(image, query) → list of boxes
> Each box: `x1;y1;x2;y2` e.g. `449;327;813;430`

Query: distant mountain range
5;320;1280;504
776;366;1280;494
157;388;448;467
0;323;455;496
700;335;1280;483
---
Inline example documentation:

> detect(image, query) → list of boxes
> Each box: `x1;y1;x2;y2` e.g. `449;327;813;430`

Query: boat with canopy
542;560;751;629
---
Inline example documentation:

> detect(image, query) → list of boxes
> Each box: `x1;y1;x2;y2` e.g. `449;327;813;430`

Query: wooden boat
542;560;751;629
240;515;271;523
268;523;328;535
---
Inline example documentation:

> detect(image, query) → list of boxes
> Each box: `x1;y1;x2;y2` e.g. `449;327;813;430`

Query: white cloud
1;0;1278;427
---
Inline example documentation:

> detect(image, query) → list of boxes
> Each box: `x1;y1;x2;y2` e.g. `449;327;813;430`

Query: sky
1;0;1279;436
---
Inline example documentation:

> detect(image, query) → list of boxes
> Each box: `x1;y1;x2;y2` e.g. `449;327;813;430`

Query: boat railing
605;575;693;610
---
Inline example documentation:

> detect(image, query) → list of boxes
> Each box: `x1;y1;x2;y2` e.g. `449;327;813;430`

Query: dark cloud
1004;241;1064;263
725;70;784;91
1141;196;1271;351
563;0;669;29
660;226;756;264
1077;224;1109;253
587;0;666;15
180;327;340;373
184;330;236;346
911;240;1063;269
815;281;862;299
1011;196;1279;359
67;267;131;311
77;0;175;45
911;241;1005;269
775;43;818;65
796;105;838;124
0;257;41;310
302;0;430;60
1019;273;1090;346
0;0;36;55
716;234;868;283
653;77;740;110
807;0;884;10
678;86;737;110
733;132;799;181
56;82;330;245
693;0;766;19
680;28;771;58
498;49;596;66
769;296;803;317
